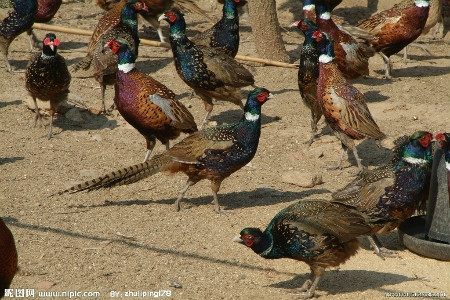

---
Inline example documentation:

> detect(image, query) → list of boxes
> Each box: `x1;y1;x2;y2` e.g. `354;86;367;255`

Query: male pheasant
293;18;322;146
314;0;375;79
332;131;434;258
313;30;384;173
357;0;430;78
159;8;255;129
106;39;197;161
234;199;379;299
73;0;148;114
58;88;272;213
191;0;246;57
1;0;38;72
25;33;71;139
0;218;18;299
26;0;62;50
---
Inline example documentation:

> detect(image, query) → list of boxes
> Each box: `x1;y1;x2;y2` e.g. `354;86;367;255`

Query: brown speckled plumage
25;33;70;139
332;131;433;258
108;39;197;161
293;18;322;146
314;30;384;173
357;0;430;77
160;9;254;129
58;88;272;214
73;0;146;113
0;218;18;299
235;199;374;298
314;0;374;79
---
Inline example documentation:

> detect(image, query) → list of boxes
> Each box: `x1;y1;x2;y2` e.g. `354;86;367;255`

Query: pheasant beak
157;14;166;22
232;235;244;244
268;93;274;100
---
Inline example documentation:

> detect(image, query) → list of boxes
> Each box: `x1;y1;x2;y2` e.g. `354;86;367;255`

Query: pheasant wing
200;46;254;87
330;84;384;139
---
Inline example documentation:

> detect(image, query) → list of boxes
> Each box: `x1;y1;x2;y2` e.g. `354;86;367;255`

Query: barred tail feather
57;154;171;195
71;55;93;72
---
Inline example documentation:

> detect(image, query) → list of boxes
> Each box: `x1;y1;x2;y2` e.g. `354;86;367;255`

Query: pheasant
292;18;322;146
332;131;434;258
0;218;18;299
97;0;213;44
73;0;148;114
106;39;197;162
25;33;71;139
159;9;255;129
396;0;442;61
58;88;272;213
191;0;247;58
357;0;430;78
234;199;378;299
313;30;385;173
314;0;375;79
1;0;38;72
26;0;62;50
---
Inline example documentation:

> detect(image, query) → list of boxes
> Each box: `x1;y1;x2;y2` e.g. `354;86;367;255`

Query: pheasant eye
53;39;60;47
43;38;51;45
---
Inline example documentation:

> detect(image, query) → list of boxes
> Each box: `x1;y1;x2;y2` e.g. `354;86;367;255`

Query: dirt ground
1;0;450;299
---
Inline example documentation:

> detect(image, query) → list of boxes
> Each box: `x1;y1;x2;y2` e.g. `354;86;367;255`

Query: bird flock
1;0;449;298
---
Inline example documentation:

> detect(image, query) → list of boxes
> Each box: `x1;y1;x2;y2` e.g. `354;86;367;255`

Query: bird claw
374;247;398;259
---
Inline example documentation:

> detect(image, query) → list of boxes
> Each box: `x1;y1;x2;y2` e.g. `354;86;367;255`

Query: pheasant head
42;33;60;56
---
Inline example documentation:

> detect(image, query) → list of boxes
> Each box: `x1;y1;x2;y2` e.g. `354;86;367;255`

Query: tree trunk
248;0;290;63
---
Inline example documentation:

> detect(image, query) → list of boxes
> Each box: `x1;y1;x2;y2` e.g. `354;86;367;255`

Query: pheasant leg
32;97;44;128
367;235;398;259
378;52;392;79
2;53;12;73
175;180;192;211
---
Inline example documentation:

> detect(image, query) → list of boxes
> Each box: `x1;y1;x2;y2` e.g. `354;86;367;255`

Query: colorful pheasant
234;199;377;298
72;0;148;113
192;0;246;57
106;39;197;161
332;131;434;258
158;8;255;129
25;33;71;139
357;0;430;78
58;88;272;213
313;30;385;173
314;0;375;79
293;18;322;146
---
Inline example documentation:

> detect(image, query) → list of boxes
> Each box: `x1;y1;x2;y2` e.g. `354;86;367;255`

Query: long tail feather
71;55;93;72
57;154;171;195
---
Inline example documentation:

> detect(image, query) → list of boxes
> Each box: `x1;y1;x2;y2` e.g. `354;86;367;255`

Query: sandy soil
1;0;450;299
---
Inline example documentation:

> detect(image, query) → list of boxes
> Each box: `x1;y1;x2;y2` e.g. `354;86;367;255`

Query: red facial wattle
242;234;254;247
419;134;432;148
44;38;60;47
256;92;269;103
